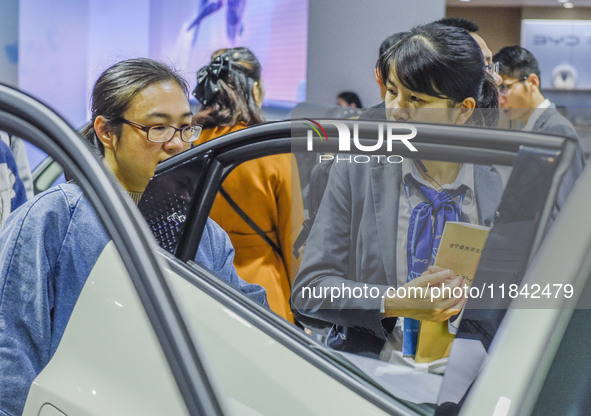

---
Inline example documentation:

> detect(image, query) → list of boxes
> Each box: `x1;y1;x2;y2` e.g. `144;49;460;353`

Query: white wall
0;0;19;87
18;0;151;128
19;0;89;127
87;0;151;123
306;0;445;108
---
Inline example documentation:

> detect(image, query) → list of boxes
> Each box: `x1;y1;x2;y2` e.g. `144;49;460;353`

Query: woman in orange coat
192;47;304;322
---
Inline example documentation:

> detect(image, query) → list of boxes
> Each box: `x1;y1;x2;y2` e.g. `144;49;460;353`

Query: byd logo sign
305;120;418;153
533;35;580;47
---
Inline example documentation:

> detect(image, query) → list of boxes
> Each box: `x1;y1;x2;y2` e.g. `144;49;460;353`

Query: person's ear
527;73;540;90
252;81;264;107
375;68;387;101
375;68;385;89
454;97;476;125
94;116;115;150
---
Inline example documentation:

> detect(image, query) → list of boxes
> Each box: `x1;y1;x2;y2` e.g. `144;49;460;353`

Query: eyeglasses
497;76;528;97
485;61;499;77
116;117;202;143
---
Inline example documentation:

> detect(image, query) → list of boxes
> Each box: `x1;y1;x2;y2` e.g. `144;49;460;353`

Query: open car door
140;115;581;415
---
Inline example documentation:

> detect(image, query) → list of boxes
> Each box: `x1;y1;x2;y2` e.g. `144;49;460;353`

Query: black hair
377;23;486;105
435;17;479;33
379;32;410;58
469;73;499;127
337;91;363;108
80;58;188;156
192;47;265;128
493;45;541;84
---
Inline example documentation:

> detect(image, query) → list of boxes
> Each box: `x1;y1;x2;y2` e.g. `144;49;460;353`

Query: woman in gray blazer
293;23;503;360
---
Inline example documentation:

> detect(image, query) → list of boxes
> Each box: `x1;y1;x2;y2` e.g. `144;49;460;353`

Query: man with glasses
493;45;584;210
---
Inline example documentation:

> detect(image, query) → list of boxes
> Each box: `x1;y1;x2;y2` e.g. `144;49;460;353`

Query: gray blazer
532;105;584;211
292;160;503;355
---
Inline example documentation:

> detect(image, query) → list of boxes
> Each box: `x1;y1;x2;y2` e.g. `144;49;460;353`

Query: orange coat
195;124;304;322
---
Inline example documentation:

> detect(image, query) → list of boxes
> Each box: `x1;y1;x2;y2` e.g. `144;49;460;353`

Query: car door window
203;152;304;323
138;115;579;414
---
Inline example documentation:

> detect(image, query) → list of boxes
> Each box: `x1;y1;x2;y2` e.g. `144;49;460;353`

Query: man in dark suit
494;45;584;210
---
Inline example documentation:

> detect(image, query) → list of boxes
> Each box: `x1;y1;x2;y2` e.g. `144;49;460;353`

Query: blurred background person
436;18;492;65
0;138;26;229
0;132;34;199
336;91;362;108
193;47;304;323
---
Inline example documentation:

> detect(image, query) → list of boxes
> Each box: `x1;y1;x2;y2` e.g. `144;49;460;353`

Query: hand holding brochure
414;221;490;364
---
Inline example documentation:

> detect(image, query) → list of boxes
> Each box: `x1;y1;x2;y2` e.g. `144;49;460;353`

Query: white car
1;84;587;416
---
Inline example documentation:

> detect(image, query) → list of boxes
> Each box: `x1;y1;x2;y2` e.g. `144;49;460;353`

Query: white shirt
380;160;479;371
395;160;478;289
379;160;478;310
523;98;552;132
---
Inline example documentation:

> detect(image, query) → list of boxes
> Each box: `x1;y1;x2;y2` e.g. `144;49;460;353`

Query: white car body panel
24;242;390;415
23;242;188;415
166;265;390;416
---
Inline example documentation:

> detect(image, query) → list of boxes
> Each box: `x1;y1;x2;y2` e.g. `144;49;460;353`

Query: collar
523;98;552;131
402;159;475;194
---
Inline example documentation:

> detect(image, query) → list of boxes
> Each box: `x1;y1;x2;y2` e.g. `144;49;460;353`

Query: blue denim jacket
0;183;268;416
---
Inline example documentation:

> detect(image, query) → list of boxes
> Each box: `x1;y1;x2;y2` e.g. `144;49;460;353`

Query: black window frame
146;118;579;414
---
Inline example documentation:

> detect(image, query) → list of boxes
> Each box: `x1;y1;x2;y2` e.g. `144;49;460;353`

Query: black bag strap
292;158;335;258
293;215;314;259
219;187;282;256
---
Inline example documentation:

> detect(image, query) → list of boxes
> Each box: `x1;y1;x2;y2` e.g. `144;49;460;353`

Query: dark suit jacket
532;105;584;211
292;160;503;356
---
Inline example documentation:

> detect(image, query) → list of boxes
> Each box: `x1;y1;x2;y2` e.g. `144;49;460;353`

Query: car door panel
460;165;591;416
142;118;579;415
166;258;391;416
24;242;188;415
25;230;394;415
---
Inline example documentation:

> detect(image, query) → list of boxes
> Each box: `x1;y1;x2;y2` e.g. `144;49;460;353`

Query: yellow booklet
414;221;490;364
